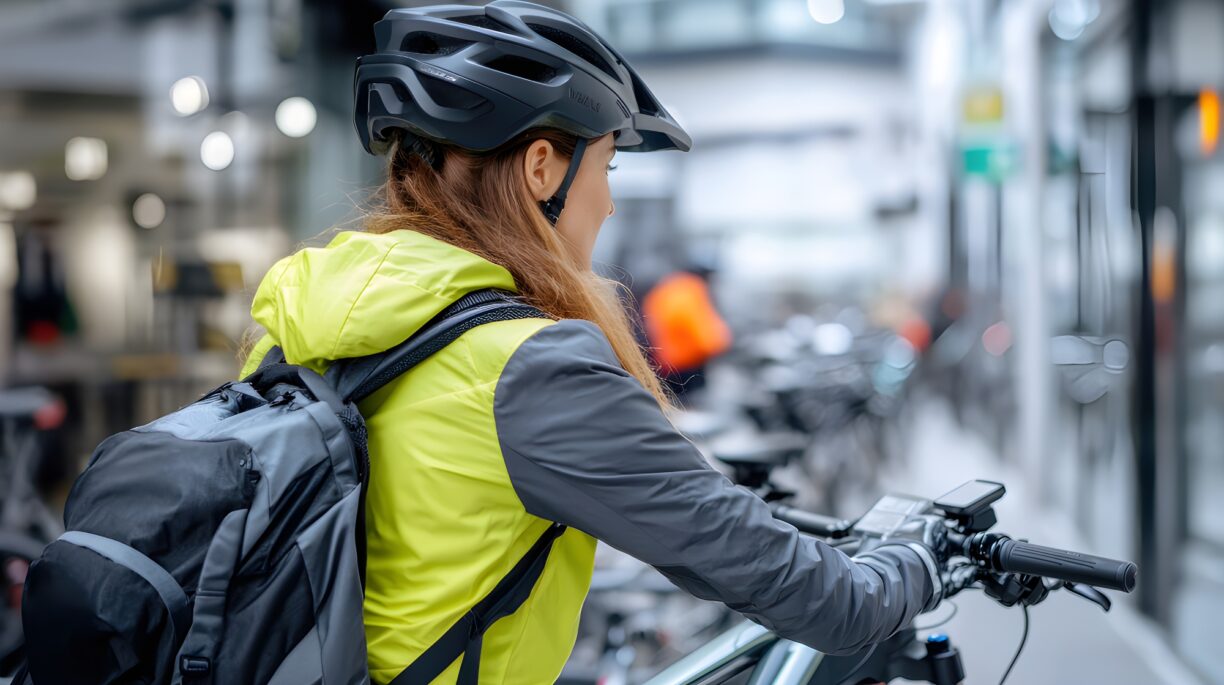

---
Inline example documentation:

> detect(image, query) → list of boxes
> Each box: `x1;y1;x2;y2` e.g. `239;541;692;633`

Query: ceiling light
807;0;845;24
132;193;166;229
0;172;36;211
171;76;210;116
65;137;108;181
1049;0;1100;41
275;97;317;138
201;131;235;171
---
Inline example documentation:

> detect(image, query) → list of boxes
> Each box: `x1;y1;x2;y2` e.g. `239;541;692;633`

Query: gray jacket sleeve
493;320;937;656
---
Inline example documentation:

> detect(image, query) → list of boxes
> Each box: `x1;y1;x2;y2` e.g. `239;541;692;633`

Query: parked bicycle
0;387;65;676
726;318;919;515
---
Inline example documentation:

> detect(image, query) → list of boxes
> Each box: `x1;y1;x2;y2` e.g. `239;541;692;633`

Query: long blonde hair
363;129;669;406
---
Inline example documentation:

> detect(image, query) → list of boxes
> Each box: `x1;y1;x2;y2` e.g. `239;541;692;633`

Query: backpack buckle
179;655;211;676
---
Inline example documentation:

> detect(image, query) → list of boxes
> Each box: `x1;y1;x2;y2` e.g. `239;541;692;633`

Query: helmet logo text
421;66;457;83
569;88;601;113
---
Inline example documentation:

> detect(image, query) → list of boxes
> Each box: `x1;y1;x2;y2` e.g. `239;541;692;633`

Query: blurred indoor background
0;0;1220;683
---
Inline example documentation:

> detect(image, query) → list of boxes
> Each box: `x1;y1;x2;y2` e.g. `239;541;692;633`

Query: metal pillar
1130;0;1188;623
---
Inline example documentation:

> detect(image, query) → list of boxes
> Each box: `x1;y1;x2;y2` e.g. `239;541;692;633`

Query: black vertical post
1130;0;1160;621
1160;92;1191;550
1130;0;1190;623
1171;104;1192;548
216;1;237;229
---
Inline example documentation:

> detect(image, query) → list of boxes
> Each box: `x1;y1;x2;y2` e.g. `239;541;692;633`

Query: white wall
611;54;943;306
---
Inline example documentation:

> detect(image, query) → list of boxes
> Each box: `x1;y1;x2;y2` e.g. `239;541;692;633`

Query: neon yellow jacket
242;229;936;684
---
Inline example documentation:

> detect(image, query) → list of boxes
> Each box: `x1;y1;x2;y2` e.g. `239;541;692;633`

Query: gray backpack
19;290;562;685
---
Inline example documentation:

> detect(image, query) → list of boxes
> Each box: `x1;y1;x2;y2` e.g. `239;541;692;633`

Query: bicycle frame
645;619;966;685
644;621;831;685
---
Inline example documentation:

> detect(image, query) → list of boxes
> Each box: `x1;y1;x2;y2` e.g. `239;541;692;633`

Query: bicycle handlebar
770;503;851;538
964;533;1137;593
769;496;1138;595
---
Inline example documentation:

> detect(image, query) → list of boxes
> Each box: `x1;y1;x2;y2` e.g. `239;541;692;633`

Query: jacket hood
248;229;516;371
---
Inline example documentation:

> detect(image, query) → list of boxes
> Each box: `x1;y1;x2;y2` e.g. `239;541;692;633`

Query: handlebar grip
992;539;1137;593
771;504;850;538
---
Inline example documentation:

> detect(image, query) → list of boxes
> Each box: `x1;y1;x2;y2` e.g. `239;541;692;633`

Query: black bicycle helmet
353;1;692;222
354;0;691;155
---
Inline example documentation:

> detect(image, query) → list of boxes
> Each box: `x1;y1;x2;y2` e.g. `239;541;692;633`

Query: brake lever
1063;581;1112;612
941;563;978;599
980;572;1050;607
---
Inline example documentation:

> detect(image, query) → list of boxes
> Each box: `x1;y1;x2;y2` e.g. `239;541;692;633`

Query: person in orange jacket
642;266;732;399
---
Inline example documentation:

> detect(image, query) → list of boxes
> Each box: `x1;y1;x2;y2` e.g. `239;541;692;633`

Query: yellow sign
963;86;1004;124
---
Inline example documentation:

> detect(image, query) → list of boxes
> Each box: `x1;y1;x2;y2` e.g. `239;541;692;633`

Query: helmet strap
539;137;589;225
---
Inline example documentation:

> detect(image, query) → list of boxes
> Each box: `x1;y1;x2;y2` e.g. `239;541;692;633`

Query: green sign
961;139;1019;181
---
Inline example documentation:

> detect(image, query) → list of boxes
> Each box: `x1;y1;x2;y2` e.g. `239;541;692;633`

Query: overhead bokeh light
200;131;235;171
170;76;210;116
65;137;108;181
813;323;854;356
132;193;167;229
275;97;317;138
1049;0;1100;41
807;0;845;25
0;171;37;211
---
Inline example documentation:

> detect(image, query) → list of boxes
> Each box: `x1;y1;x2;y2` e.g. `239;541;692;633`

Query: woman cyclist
240;2;945;683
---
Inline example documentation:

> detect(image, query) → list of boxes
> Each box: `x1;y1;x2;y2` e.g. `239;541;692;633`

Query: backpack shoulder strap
334;290;563;685
390;523;566;685
326;289;548;404
254;344;286;372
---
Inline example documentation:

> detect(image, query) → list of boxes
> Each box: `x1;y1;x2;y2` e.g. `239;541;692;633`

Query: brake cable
997;604;1030;685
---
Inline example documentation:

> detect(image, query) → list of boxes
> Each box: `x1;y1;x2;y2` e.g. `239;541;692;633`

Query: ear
523;139;561;202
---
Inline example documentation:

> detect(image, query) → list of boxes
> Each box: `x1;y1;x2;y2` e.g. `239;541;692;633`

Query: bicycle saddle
710;431;808;468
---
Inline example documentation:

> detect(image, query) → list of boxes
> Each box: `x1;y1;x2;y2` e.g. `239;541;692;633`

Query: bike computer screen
934;480;1005;516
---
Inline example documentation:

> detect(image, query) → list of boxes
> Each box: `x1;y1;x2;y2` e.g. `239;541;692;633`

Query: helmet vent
483;55;559;84
418;75;488;110
402;32;469;56
631;77;660;116
451;14;519;34
526;23;618;81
